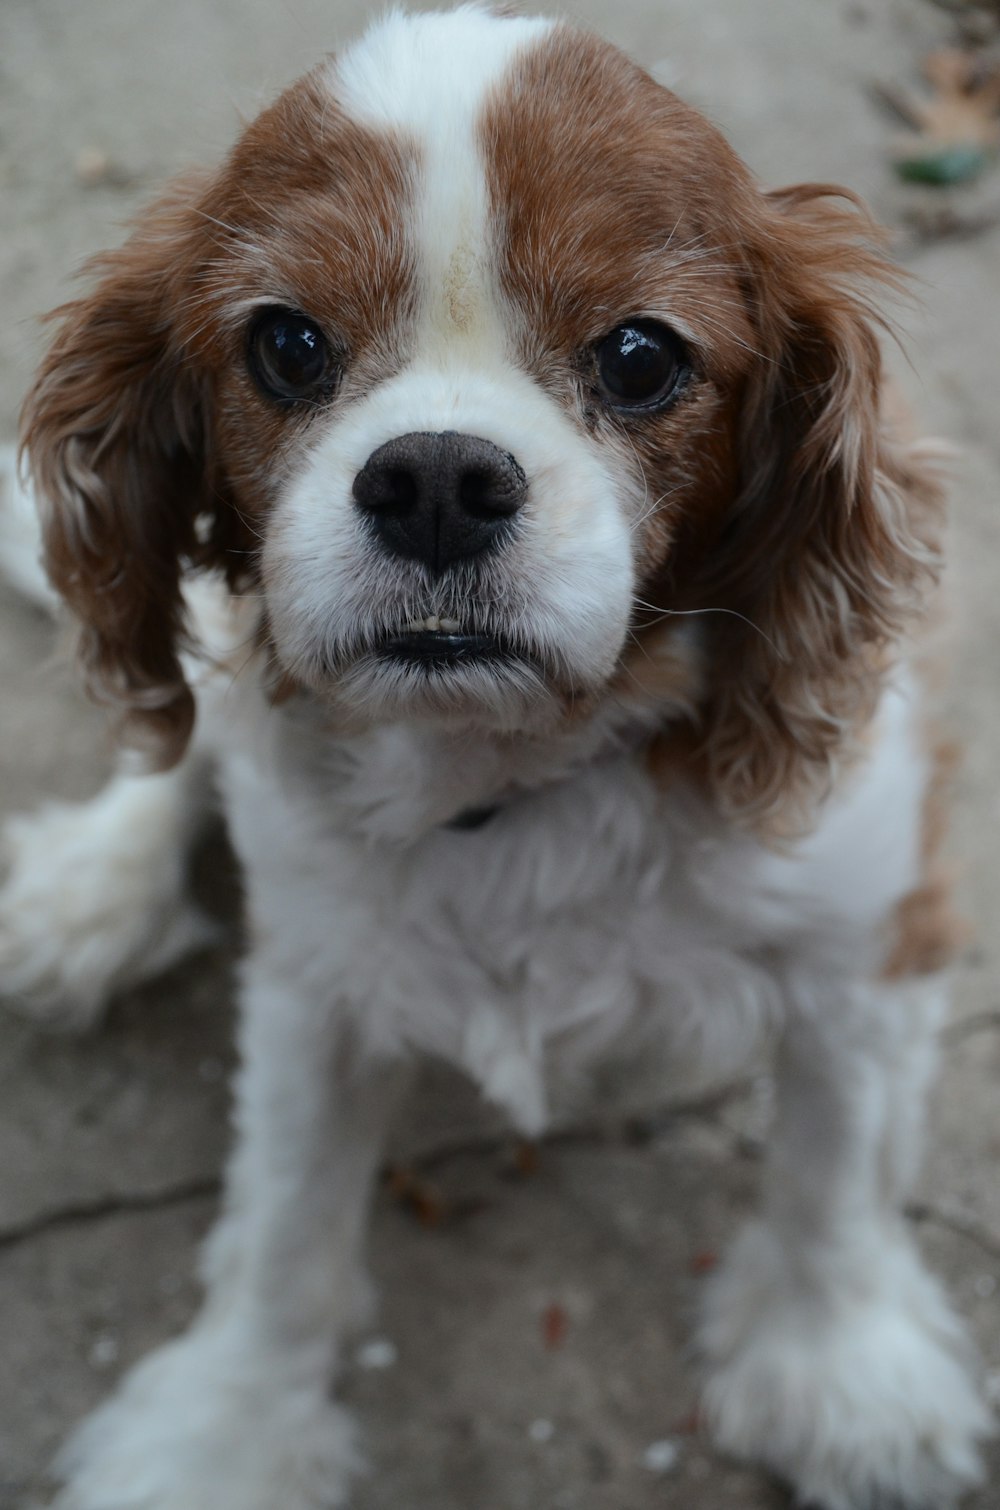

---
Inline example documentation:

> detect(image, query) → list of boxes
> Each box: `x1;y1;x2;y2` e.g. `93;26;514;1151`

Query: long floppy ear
693;186;944;832
19;175;232;768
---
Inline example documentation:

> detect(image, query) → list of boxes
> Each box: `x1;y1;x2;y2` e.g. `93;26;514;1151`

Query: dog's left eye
247;307;336;403
594;320;688;411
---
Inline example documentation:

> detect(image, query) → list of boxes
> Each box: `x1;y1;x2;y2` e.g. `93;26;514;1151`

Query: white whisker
630;600;784;656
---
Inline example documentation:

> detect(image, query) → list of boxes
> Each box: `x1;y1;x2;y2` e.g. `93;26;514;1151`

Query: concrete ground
1;0;999;1505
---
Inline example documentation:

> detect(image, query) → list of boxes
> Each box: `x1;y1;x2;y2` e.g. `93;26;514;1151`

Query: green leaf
894;143;991;185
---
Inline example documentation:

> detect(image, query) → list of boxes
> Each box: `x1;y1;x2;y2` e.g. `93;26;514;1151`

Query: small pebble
528;1418;555;1444
643;1438;679;1474
651;58;682;90
75;146;113;186
355;1337;398;1371
87;1334;119;1369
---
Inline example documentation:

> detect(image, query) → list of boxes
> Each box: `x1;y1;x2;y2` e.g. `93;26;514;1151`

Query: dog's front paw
51;1330;361;1510
699;1223;993;1510
0;794;216;1031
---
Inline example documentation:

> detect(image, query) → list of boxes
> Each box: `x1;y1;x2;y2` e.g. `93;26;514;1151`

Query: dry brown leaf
879;48;1000;147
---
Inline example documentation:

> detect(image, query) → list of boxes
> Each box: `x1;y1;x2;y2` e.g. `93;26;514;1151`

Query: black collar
444;803;502;832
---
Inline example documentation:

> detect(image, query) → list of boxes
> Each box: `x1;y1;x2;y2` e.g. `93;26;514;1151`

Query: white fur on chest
206;669;927;1135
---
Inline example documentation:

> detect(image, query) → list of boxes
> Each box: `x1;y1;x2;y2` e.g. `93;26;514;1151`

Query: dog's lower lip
378;631;511;666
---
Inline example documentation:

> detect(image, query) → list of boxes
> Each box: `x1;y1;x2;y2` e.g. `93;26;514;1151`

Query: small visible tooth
439;617;460;632
406;619;423;633
424;615;441;632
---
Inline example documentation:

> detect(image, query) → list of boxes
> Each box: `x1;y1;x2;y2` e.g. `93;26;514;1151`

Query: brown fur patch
20;69;418;763
882;735;969;979
482;27;754;565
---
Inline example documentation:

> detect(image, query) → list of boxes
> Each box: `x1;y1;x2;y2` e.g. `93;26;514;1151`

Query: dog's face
181;12;755;733
22;7;937;822
251;15;646;730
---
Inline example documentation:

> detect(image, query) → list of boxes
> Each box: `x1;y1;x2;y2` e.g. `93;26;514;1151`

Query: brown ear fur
690;186;944;832
19;175;227;768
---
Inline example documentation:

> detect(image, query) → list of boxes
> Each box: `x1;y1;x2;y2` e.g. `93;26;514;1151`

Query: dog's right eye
594;320;689;412
247;308;337;404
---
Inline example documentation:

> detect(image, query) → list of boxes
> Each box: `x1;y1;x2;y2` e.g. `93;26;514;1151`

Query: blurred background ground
1;1;999;1506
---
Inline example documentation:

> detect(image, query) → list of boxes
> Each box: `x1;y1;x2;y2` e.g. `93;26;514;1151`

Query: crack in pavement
3;1109;996;1264
0;1104;736;1253
0;1176;220;1253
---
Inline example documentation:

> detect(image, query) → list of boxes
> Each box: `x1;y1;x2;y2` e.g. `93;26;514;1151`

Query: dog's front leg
0;758;218;1032
52;949;410;1510
699;969;992;1510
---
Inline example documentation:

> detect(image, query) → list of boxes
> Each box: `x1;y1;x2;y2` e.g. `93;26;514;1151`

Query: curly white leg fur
52;959;409;1510
52;1325;361;1510
0;767;216;1030
699;973;993;1509
700;1221;991;1509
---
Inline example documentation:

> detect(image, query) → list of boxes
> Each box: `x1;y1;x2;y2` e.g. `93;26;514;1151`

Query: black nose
352;431;528;575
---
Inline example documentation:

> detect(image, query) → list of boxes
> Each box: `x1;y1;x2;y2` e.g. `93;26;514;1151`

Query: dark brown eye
595;320;688;410
247;307;336;404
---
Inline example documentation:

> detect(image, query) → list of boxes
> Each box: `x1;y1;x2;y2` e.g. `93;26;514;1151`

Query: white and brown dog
0;7;993;1508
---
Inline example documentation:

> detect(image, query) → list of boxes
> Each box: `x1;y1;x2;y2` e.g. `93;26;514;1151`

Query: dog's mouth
307;606;590;723
374;615;524;670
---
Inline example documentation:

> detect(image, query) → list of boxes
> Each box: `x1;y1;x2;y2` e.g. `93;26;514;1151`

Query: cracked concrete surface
1;0;999;1505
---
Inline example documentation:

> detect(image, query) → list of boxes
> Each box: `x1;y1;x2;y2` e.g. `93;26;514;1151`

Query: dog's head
21;7;940;825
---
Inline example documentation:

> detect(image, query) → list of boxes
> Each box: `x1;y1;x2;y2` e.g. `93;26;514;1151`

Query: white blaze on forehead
331;6;553;353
